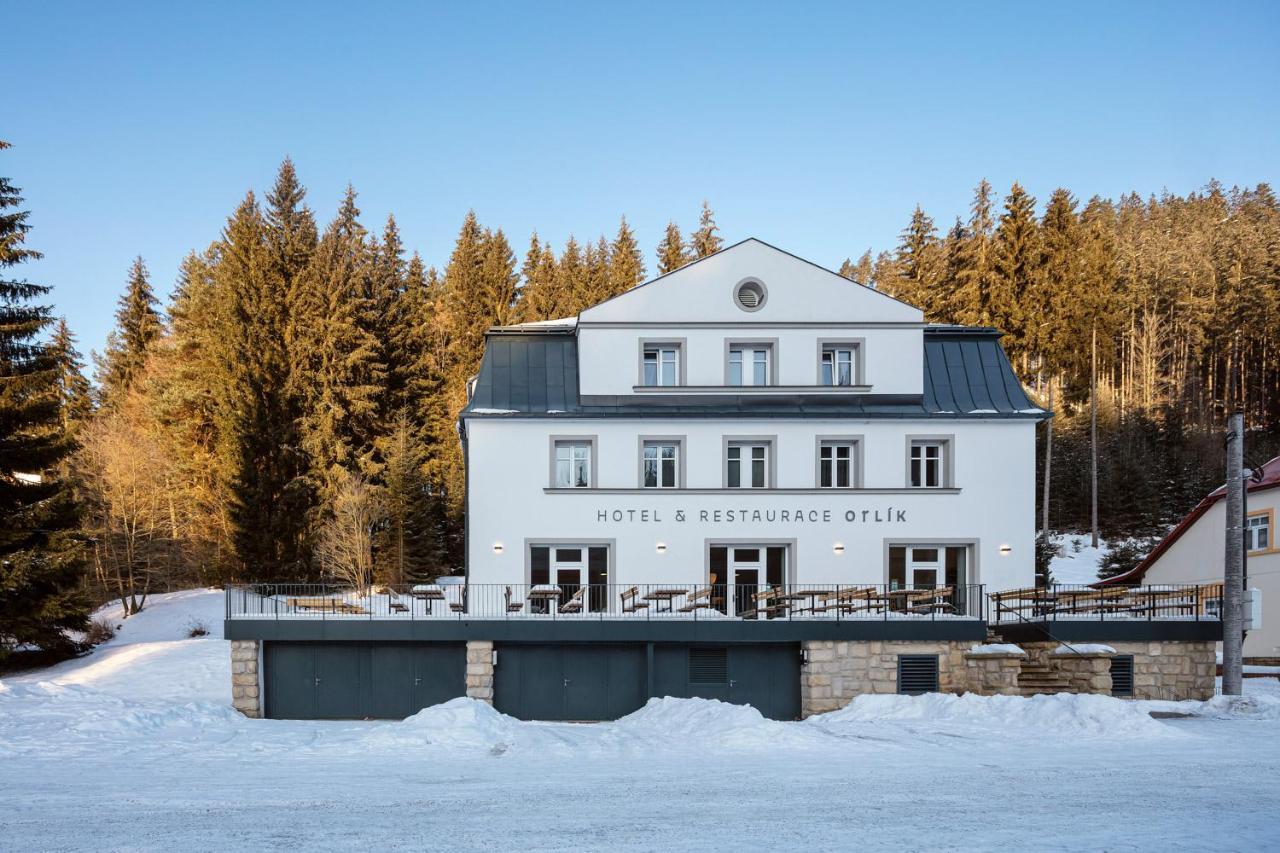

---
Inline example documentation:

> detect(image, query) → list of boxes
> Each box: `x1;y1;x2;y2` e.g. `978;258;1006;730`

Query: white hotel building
224;239;1222;722
461;238;1042;599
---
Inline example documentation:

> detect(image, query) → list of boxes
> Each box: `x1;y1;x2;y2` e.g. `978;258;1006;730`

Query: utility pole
1090;323;1099;549
1223;411;1244;696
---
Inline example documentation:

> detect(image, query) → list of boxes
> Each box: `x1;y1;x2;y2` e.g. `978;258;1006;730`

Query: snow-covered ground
3;590;1280;851
1048;533;1110;584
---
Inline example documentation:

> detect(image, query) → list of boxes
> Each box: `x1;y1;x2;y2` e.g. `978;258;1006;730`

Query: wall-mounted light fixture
656;542;668;555
801;647;812;665
491;650;499;666
999;544;1012;556
493;542;504;555
833;542;846;555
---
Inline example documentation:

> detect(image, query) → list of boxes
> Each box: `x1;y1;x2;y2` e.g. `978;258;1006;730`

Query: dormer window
641;343;681;387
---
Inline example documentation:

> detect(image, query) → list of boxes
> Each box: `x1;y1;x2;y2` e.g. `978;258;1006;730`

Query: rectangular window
553;441;591;488
642;441;679;488
821;346;856;386
727;442;769;488
642;345;679;387
1247;513;1271;553
728;345;771;386
910;441;945;488
819;441;856;488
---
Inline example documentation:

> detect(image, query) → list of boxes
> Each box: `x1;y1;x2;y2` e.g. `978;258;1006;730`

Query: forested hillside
5;141;1278;643
854;181;1280;539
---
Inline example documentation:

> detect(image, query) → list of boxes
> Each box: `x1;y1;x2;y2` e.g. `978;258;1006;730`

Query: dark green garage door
493;643;647;721
493;642;801;721
652;643;801;721
264;642;465;720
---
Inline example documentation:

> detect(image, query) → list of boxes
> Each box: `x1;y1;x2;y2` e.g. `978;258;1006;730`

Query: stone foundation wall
963;652;1025;696
230;639;261;718
1051;651;1112;693
801;640;972;716
466;640;495;704
1109;640;1216;701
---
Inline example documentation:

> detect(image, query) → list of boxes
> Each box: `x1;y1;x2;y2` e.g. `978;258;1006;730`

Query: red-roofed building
1102;455;1277;659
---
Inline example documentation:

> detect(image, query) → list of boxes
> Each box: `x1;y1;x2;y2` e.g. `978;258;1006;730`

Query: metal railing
225;583;987;622
989;583;1224;624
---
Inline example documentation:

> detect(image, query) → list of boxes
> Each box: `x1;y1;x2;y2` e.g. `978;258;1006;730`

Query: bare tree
314;470;383;591
76;403;183;616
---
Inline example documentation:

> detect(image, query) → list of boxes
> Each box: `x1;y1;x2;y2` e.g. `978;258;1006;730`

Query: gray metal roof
463;326;1045;420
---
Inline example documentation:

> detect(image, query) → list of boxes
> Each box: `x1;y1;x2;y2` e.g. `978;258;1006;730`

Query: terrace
225;583;988;623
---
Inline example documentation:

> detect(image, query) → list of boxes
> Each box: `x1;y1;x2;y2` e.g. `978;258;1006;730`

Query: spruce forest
4;148;1280;647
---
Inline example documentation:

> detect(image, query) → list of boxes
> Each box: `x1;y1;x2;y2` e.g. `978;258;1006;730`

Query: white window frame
640;438;682;489
817;438;861;489
1247;510;1272;553
550;436;596;489
640;340;683;387
725;340;776;387
725;438;773;489
906;436;953;489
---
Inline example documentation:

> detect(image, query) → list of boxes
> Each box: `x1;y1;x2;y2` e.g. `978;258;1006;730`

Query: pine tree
608;216;646;296
293;187;386;514
690;201;723;258
883;206;943;314
0;141;87;659
953;180;999;327
205;193;312;579
376;410;439;585
514;233;562;321
96;256;162;405
991;183;1040;365
555;235;585;315
1038;189;1083;377
49;318;92;434
656;221;690;274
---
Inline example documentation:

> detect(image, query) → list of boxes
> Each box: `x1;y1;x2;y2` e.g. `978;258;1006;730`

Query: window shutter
897;655;939;695
689;647;729;684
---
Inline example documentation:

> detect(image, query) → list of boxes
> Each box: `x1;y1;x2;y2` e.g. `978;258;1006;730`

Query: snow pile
610;696;831;750
1053;643;1116;655
377;697;526;751
813;692;1179;739
968;643;1025;655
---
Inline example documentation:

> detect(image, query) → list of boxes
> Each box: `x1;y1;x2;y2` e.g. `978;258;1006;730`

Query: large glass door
709;545;788;618
529;545;609;613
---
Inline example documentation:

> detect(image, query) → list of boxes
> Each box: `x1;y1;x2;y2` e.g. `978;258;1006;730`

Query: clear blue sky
9;1;1280;359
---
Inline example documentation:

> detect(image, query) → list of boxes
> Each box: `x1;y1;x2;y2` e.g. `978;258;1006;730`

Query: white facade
1136;487;1278;658
461;239;1041;597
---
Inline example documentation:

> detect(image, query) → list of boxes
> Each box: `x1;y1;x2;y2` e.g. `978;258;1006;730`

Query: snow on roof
491;316;578;332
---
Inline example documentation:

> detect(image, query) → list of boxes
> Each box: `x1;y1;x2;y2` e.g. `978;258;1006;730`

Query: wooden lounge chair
558;587;586;614
748;587;788;618
620;586;649;613
504;586;524;613
678;586;713;612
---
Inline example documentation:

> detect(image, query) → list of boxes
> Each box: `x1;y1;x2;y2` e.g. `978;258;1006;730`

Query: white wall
1141;495;1279;658
465;417;1036;593
576;325;924;396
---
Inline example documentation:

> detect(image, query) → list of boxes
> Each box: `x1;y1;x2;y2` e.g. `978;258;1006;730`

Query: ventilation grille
1110;656;1134;697
689;647;729;684
897;655;939;695
735;280;765;310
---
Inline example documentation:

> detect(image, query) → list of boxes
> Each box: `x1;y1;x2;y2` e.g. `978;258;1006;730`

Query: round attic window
734;278;767;312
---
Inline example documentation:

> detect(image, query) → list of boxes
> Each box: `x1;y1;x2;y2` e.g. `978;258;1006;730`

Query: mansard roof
462;325;1045;420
